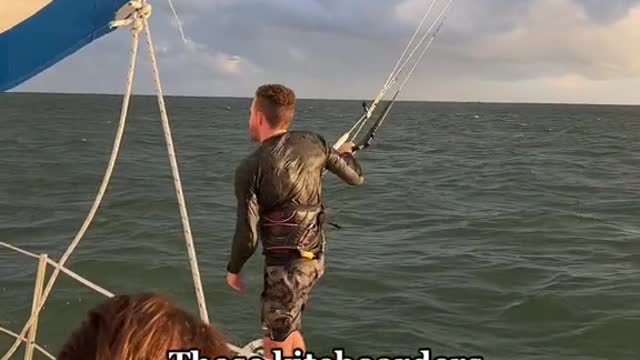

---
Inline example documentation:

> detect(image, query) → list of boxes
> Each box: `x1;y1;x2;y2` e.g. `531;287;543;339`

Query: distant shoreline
3;91;639;107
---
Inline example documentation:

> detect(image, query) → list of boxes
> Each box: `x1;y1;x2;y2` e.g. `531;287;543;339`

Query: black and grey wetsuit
226;130;364;273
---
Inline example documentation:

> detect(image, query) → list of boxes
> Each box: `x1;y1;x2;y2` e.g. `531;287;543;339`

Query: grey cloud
462;0;640;81
575;0;640;23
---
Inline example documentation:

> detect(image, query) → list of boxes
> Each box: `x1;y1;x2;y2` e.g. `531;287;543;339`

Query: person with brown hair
57;292;233;360
225;83;364;359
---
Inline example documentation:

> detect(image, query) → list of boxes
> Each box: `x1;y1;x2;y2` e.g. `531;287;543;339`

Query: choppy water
1;93;639;359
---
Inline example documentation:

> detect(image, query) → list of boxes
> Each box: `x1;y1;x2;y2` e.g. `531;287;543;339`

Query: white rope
0;240;263;358
385;0;455;92
398;14;448;91
331;0;449;149
166;0;188;44
0;9;142;360
141;12;210;324
382;0;437;90
0;242;114;298
346;0;456;142
351;112;371;143
0;327;55;360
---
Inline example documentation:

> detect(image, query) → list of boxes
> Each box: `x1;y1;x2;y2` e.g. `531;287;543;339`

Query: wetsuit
226;130;364;341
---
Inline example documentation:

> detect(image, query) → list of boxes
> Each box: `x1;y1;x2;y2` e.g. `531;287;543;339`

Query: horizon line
5;90;640;107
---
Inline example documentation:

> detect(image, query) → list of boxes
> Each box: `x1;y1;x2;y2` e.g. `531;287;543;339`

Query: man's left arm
226;158;260;275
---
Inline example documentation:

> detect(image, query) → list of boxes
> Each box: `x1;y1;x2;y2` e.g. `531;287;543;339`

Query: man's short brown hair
254;84;296;129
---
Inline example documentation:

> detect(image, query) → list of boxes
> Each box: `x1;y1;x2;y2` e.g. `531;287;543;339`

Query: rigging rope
142;13;210;324
0;327;55;360
166;0;188;43
0;5;143;358
2;2;226;357
1;239;260;358
2;2;214;358
0;242;114;298
2;1;264;358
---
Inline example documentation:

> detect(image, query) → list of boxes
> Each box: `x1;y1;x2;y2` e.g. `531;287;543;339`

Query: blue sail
0;0;130;91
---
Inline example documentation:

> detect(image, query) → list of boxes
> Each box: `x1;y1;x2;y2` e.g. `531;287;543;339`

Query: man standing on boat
225;84;364;358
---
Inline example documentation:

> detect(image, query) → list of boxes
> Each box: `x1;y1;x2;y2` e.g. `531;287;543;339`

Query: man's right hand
226;272;246;292
337;141;356;154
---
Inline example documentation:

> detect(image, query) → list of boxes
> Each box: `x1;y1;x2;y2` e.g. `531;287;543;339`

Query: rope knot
110;0;152;33
131;3;151;34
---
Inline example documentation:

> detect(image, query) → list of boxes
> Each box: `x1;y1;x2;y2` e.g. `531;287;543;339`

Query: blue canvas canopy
0;0;129;91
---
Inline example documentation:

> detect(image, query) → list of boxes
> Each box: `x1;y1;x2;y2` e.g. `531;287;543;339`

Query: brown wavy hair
255;83;296;129
57;292;233;360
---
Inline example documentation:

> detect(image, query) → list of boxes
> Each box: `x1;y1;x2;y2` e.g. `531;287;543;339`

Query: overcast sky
12;0;640;104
